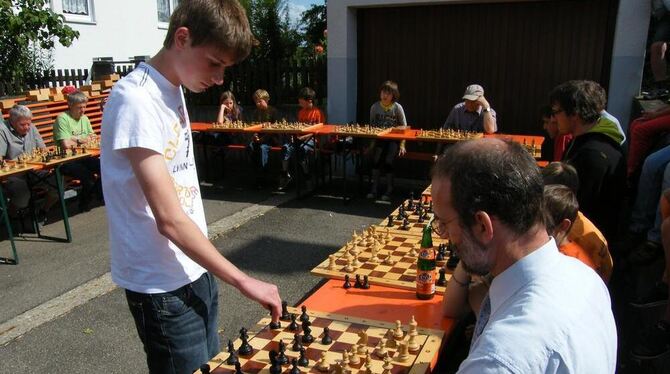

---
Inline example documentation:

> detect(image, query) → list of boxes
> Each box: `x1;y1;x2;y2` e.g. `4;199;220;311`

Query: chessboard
197;306;444;374
0;161;37;177
257;122;323;134
211;121;262;132
380;199;435;237
311;227;453;295
19;147;92;167
415;129;482;142
334;124;388;138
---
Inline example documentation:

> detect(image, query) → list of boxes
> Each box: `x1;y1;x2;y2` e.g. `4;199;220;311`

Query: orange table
302;280;453;332
302;279;455;371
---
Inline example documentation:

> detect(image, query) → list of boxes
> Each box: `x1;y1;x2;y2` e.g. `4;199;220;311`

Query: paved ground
0;175;419;373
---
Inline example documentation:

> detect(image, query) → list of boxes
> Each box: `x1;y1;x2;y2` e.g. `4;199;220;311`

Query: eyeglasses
550;108;564;116
431;215;458;237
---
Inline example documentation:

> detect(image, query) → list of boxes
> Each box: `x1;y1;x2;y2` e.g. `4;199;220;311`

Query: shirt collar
488;238;559;315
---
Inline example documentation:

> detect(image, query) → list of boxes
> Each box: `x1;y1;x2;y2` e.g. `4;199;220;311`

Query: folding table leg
55;166;72;243
0;187;18;264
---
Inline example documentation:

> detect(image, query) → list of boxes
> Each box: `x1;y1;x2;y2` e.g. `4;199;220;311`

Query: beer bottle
416;223;436;300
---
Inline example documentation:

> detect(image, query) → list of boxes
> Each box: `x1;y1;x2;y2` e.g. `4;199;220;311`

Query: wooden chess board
0;162;37;177
24;151;92;167
378;200;435;237
198;307;444;374
334;124;389;138
311;229;452;294
211;121;262;132
415;129;483;142
257;122;323;134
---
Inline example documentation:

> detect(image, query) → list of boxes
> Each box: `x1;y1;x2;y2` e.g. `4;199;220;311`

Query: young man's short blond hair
253;89;270;101
164;0;256;63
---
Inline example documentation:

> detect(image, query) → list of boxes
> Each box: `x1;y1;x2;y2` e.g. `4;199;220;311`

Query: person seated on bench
54;91;102;212
0;105;58;223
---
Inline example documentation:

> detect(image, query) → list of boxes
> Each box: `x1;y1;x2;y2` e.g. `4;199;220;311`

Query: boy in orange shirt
543;184;599;275
297;87;325;124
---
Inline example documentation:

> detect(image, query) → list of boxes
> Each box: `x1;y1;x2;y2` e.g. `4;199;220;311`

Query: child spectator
216;90;243;123
366;80;407;200
541;161;613;282
543;184;599;274
248;89;281;186
297;87;325;124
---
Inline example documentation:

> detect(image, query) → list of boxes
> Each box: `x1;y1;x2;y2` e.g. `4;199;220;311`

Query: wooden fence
0;58;327;106
0;64;136;97
185;57;327;107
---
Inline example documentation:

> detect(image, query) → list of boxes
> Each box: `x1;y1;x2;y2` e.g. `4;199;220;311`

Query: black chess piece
290;358;301;374
418;214;424;223
401;217;409;230
288;313;299;331
446;251;460;270
301;320;314;343
299;305;309;323
269;350;282;374
199;363;211;374
343;274;352;289
321;326;333;344
436;268;447;286
354;274;363;288
292;332;303;351
407;194;414;210
280;300;291;321
397;205;405;220
269;320;281;329
436;247;445;261
387;215;394;227
238;328;253;356
277;340;288;365
226;340;239;365
362;275;370;289
234;362;243;374
428;200;433;213
298;347;309;367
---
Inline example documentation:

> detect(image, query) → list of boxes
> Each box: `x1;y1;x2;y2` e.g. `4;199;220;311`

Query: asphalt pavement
0;175;423;373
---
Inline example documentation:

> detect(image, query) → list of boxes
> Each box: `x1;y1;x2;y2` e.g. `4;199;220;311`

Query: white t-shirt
101;62;207;293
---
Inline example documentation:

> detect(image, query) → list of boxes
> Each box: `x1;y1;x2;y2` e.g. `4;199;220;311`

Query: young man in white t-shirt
100;1;281;372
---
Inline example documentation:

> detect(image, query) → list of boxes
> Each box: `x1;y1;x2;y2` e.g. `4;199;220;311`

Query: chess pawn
351;253;361;268
327;254;337;270
382;252;395;266
348;349;360;365
341;350;350;368
408;244;418;257
357;342;368;355
397;341;410;361
368;244;380;264
316;352;329;372
344;257;354;273
409;315;418;336
374;340;387;358
381;355;394;374
393;320;404;340
407;332;420;352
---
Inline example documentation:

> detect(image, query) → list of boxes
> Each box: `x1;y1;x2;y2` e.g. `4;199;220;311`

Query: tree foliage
0;0;79;81
240;0;300;61
300;1;326;47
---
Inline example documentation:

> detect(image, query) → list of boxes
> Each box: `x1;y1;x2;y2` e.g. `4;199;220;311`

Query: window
53;0;95;24
157;0;180;23
62;0;88;15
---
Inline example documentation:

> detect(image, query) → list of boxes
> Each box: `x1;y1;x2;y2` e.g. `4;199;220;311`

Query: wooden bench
1;93;107;146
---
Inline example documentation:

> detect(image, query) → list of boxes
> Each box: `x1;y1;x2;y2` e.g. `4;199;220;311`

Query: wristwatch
483;107;492;113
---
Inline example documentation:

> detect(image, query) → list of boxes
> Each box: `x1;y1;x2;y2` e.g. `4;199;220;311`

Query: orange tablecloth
302;280;454;332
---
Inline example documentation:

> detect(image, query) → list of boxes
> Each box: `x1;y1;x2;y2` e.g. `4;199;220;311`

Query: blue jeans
125;272;220;374
630;145;670;243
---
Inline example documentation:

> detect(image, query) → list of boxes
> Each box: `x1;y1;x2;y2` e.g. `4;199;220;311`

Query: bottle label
416;270;436;295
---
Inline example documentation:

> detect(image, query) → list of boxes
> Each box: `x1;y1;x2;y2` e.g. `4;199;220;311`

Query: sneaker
630;282;669;308
366;192;376;199
632;320;670;359
278;174;292;191
35;209;48;227
628;241;663;266
380;194;391;201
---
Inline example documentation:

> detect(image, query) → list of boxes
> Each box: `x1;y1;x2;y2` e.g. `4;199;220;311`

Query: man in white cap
443;84;497;134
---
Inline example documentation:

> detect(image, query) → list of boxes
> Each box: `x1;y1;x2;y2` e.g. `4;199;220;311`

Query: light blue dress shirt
458;238;617;373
